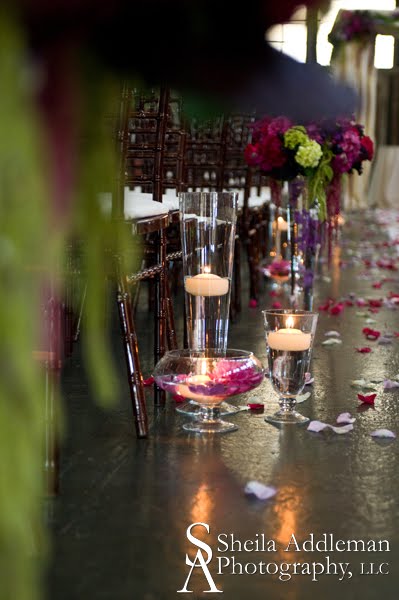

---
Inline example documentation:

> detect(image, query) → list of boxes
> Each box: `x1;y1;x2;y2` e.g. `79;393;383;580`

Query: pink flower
244;142;263;166
361;136;374;160
249;298;258;308
356;347;372;353
260;136;286;171
267;116;292;135
271;301;282;309
143;376;154;387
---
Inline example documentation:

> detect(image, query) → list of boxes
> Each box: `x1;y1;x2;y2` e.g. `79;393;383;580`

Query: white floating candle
185;273;229;296
276;216;288;232
268;316;311;351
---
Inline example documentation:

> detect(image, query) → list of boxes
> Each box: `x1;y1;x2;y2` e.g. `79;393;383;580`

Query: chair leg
233;236;242;314
165;277;178;350
44;356;60;496
153;230;167;406
115;260;148;438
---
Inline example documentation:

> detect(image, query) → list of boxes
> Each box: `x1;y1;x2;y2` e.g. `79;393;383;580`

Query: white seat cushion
98;189;177;219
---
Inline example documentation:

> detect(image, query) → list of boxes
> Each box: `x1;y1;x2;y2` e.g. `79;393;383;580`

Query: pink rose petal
356;347;372;353
249;299;258;308
247;403;264;412
358;393;376;405
271;301;282;309
143;376;154;387
173;394;186;403
329;303;344;316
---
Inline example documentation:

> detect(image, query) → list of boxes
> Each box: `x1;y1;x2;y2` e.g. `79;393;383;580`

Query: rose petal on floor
296;392;311;403
337;412;356;424
244;481;277;501
322;338;342;346
383;379;399;390
307;420;353;434
371;429;396;439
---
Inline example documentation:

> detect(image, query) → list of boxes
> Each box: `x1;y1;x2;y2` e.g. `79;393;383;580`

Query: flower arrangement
244;115;374;221
328;9;399;46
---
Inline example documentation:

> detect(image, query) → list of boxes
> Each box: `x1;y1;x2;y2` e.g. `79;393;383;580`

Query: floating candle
185;273;229;296
276;216;288;232
267;316;311;351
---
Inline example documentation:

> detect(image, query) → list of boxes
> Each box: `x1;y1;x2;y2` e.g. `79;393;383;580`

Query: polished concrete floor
49;213;399;599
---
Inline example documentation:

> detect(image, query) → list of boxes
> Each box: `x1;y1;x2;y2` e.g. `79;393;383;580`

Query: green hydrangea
295;140;323;169
284;126;308;149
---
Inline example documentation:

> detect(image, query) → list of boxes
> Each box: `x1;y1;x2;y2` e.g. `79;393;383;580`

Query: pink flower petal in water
372;282;383;289
356;347;372;353
356;298;367;307
244;481;277;501
173;394;186;403
271;301;282;309
358;393;377;405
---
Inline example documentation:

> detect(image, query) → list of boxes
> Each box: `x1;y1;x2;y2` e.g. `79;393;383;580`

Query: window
266;1;396;68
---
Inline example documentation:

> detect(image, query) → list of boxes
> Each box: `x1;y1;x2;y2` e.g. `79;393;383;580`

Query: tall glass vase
179;191;237;351
177;191;239;416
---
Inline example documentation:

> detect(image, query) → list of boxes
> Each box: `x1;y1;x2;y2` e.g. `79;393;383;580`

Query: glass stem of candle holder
200;405;221;424
265;395;309;426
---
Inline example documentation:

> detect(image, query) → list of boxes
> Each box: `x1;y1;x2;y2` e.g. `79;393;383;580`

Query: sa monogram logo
177;522;222;593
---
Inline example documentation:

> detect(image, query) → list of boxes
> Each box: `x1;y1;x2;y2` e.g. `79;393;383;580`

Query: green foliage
0;12;136;600
0;14;51;600
306;147;334;220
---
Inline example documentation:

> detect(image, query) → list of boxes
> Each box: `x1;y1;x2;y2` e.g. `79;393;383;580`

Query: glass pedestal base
265;410;309;426
265;396;309;425
176;400;240;417
183;420;238;434
182;406;238;434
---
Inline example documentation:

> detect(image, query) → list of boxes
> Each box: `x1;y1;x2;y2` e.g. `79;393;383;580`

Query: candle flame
286;316;294;329
277;216;284;223
203;265;211;274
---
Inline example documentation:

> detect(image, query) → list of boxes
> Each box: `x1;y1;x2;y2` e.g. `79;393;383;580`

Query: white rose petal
244;481;277;501
336;412;356;424
371;429;396;439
